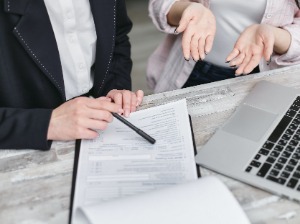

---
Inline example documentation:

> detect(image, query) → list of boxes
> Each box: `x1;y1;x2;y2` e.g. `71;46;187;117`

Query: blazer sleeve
101;0;133;94
0;108;53;150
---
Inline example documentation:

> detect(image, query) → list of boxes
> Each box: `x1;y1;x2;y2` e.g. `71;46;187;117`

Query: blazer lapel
5;0;66;100
89;0;116;96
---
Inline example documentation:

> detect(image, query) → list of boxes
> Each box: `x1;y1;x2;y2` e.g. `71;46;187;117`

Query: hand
226;24;275;75
175;3;216;61
106;89;144;117
47;97;123;140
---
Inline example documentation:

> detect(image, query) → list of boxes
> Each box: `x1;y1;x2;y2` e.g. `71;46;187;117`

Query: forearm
167;1;193;26
272;27;292;55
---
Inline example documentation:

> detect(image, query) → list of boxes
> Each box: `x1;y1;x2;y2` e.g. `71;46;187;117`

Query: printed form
72;99;198;217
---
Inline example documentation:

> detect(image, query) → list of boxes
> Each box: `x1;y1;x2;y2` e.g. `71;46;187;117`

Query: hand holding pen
48;89;145;141
107;89;155;144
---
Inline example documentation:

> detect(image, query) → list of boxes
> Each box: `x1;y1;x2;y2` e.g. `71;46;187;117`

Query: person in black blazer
0;0;143;150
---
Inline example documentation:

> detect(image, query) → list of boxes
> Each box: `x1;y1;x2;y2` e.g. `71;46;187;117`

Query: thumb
98;96;112;102
135;90;144;106
175;14;191;33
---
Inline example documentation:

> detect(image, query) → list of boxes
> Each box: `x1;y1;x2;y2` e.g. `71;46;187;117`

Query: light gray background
127;0;165;95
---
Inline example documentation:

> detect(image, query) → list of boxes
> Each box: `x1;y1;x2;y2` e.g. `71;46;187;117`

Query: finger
181;28;193;60
98;96;112;102
136;90;144;106
69;101;114;124
82;118;111;131
87;109;114;123
68;97;101;112
235;53;252;75
76;128;99;140
88;98;123;114
68;124;99;140
130;92;137;112
110;92;123;107
190;34;200;61
198;36;206;60
204;34;215;54
263;38;274;62
243;55;261;74
106;89;117;99
230;52;246;67
176;13;192;33
121;90;132;117
226;48;240;62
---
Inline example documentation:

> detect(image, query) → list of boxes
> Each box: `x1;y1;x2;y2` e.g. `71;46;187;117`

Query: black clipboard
68;115;200;224
189;115;201;178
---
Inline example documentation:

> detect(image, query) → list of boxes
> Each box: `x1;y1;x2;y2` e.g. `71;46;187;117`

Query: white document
74;176;250;224
71;99;199;223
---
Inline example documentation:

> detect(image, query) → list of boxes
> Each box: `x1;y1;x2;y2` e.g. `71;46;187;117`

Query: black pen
112;112;156;144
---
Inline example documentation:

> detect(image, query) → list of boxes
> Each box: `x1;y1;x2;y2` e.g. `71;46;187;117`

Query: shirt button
266;14;272;19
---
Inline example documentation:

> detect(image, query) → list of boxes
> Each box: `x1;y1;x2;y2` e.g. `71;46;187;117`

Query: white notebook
74;176;250;224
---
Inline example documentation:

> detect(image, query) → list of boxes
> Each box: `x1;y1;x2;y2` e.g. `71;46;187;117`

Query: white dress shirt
44;0;97;100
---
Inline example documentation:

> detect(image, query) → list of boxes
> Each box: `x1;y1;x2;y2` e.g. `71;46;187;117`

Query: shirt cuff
149;0;179;34
274;25;300;66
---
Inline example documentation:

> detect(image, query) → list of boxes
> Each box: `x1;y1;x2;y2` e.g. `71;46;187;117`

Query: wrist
272;27;291;55
167;1;193;26
47;110;57;140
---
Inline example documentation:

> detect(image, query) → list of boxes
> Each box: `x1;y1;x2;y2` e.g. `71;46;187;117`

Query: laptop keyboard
245;96;300;190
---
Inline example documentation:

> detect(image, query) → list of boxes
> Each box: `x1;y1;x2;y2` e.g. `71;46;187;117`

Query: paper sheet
74;176;250;224
71;99;198;222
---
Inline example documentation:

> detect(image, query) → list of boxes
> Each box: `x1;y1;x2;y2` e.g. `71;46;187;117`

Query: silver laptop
195;80;300;201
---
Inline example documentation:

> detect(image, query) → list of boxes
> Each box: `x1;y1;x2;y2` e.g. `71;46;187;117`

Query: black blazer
0;0;133;149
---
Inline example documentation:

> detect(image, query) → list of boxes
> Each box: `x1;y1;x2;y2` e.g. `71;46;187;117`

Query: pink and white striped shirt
147;0;300;93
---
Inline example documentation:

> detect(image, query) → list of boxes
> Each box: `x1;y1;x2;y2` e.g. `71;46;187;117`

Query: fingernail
230;65;237;68
118;108;124;114
267;56;272;65
174;28;178;34
136;100;141;107
225;61;230;63
204;51;208;55
184;57;190;61
125;110;130;117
